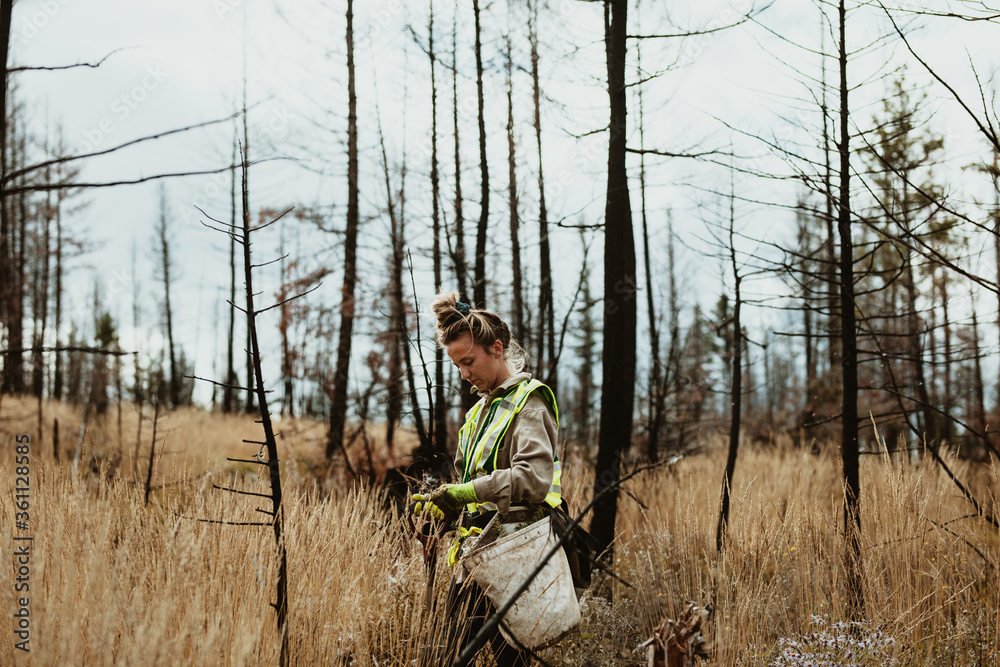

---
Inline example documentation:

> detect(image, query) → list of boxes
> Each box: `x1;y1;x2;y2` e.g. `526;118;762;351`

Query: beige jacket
456;372;558;515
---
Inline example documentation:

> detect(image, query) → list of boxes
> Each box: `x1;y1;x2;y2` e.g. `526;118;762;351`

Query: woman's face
445;332;508;394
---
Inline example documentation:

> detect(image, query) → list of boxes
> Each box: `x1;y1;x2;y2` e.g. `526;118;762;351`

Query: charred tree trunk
505;34;523;340
279;224;294;417
327;0;360;461
378;108;404;456
32;167;52;401
2;96;26;394
223;135;238;413
241;50;255;414
529;0;555;390
429;0;447;452
821;10;840;377
993;152;1000;415
131;240;144;475
144;401;160;507
237;159;291;667
0;1;13;391
472;0;489;309
53;188;64;400
939;273;953;426
591;0;637;572
636;41;662;463
970;290;986;449
663;217;681;449
156;185;180;408
451;7;467;300
836;0;864;621
717;202;742;552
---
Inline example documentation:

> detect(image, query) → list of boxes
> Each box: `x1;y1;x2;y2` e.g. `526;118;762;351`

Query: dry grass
2;396;998;665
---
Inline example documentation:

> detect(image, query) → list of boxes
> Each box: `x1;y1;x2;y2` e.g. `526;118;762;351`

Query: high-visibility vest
457;378;562;512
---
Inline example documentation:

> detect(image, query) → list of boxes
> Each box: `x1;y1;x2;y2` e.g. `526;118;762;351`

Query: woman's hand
428;481;478;515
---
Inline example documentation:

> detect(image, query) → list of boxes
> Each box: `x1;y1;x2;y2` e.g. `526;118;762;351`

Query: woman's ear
491;339;504;359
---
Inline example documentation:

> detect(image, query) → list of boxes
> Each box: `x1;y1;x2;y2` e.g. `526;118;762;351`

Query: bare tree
635;33;663;463
326;0;361;462
529;0;556;391
504;30;524;339
472;0;489;308
590;0;637;572
428;0;447;452
450;4;468;300
223;128;238;414
154;184;181;407
834;0;864;620
716;176;744;552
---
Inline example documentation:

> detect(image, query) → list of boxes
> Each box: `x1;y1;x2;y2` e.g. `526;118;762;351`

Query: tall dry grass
2;396;998;665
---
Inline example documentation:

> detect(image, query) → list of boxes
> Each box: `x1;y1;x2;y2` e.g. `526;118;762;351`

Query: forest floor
1;395;998;665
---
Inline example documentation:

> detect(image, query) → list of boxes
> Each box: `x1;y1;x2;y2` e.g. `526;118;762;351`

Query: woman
416;291;563;667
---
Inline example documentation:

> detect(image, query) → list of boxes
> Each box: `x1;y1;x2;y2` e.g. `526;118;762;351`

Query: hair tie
456;301;470;316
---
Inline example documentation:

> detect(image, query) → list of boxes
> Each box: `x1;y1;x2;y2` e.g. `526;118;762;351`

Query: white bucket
463;516;581;650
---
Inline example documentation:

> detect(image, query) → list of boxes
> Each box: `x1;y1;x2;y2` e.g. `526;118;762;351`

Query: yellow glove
447;526;483;566
429;481;478;515
410;493;445;521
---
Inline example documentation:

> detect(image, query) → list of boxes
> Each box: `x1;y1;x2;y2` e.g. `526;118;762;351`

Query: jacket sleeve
471;393;556;514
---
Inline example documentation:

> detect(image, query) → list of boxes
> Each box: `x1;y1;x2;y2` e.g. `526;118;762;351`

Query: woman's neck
490;365;513;392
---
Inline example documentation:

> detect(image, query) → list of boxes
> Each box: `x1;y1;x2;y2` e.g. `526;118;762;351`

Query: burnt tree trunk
326;0;360;461
472;0;489;309
429;0;447;452
836;0;865;621
53;192;63;401
156;185;181;408
590;0;637;572
505;33;523;340
223;135;238;413
238;160;291;667
529;0;555;390
451;6;467;300
378;109;404;456
242;62;255;413
0;1;13;392
636;39;662;463
717;184;742;552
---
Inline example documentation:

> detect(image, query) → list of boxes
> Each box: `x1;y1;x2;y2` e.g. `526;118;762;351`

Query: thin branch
8;47;134;72
2;110;245;185
253;284;323;316
4;166;246;195
212;484;274;500
228;457;270;466
881;3;1000;153
171;511;273;527
185;374;269;393
626;9;760;39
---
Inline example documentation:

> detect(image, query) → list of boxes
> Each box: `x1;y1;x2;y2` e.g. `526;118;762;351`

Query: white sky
8;0;1000;408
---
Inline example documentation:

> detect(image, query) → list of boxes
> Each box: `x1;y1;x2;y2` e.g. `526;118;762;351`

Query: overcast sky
9;0;999;406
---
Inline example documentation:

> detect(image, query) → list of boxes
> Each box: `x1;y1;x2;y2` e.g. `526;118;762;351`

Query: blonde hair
431;291;526;373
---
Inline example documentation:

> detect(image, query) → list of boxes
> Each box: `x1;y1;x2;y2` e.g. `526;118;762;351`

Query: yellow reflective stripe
457;378;562;510
473;411;512;476
543;457;562;508
468;386;521;478
458;401;484;482
484;380;544;471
